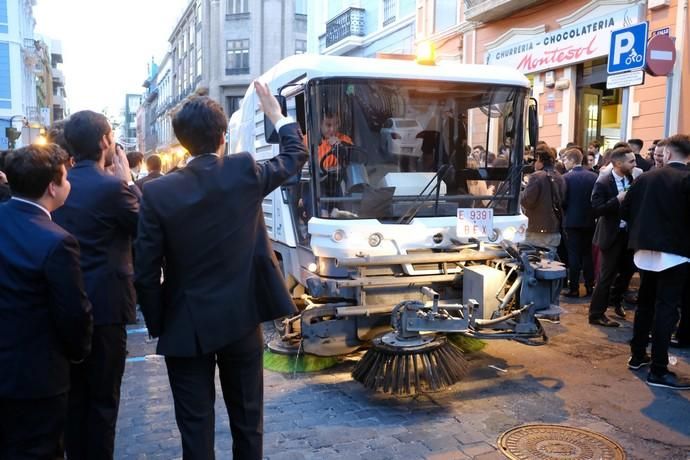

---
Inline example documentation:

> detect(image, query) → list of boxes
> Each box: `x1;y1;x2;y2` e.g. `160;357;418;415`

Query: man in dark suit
561;148;597;297
134;82;307;460
135;154;163;191
0;144;93;457
53;110;140;460
622;134;690;389
587;140;604;171
628;138;652;172
588;147;636;327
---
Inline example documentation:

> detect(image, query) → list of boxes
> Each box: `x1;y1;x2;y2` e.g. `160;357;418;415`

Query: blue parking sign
608;22;648;74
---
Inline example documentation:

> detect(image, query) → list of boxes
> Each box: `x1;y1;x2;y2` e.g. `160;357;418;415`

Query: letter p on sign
613;32;634;65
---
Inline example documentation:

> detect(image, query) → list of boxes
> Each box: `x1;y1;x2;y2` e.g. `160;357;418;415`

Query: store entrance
576;58;622;150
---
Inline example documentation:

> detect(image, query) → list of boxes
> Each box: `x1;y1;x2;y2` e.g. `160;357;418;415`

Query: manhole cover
497;424;626;460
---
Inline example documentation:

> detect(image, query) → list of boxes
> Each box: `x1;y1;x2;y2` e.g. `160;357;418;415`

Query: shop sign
486;5;641;74
652;27;670;37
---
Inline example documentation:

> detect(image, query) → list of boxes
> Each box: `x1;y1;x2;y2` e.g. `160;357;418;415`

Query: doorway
576;58;622;150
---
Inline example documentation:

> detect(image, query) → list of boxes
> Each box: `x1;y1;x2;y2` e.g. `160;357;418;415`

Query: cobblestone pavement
115;294;690;460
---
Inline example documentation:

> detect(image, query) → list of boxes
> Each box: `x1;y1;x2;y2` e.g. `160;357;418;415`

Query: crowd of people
520;135;690;390
1;83;690;459
0;81;306;460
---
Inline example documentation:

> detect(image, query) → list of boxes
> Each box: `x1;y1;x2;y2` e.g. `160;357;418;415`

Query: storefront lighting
34;135;47;145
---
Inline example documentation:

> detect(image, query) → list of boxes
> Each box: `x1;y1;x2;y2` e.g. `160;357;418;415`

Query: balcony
324;7;365;48
463;0;545;22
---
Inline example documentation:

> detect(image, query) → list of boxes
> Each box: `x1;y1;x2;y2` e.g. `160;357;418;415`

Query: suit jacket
135;122;308;357
53;161;140;325
520;166;566;233
135;171;163;191
621;162;690;257
562;166;597;228
634;153;653;172
591;172;631;250
0;182;10;202
0;199;93;399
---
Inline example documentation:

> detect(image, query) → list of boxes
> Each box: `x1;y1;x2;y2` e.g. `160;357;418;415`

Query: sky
34;0;190;117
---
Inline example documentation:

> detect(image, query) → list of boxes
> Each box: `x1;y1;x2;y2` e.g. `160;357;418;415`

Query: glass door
578;89;603;148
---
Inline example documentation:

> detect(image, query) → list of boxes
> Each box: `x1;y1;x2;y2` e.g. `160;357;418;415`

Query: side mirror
527;98;539;148
264;94;288;144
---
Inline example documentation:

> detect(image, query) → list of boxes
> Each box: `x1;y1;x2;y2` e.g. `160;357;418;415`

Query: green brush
446;334;486;353
263;349;339;373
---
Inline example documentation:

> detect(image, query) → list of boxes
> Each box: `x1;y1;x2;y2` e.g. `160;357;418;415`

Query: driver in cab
317;112;352;170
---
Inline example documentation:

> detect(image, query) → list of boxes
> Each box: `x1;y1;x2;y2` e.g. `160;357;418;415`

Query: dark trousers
0;393;67;460
631;263;689;375
565;227;595;292
64;324;127;460
589;232;634;319
678;278;690;343
165;326;264;460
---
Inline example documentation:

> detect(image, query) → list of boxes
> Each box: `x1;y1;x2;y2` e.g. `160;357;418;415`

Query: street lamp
4;115;27;150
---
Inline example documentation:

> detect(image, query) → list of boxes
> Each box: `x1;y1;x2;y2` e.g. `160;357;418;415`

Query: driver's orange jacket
304;133;353;170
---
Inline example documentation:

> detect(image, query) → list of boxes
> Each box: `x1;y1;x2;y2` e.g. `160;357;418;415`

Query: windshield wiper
397;164;452;224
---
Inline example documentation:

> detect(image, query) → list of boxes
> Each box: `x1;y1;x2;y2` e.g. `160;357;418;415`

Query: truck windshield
306;78;528;221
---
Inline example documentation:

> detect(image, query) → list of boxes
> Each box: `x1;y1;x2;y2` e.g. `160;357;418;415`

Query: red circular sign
646;34;676;77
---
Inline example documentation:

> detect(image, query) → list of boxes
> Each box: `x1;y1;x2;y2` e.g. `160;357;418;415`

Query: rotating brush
352;332;469;395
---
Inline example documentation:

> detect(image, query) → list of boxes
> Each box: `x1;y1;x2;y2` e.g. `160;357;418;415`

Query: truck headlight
502;226;517;241
368;233;383;247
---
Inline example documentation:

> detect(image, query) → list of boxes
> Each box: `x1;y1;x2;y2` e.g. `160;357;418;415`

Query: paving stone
459;441;497;457
425;451;471;460
421;435;463;452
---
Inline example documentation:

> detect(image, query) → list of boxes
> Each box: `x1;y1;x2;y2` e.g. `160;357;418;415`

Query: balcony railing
464;0;544;22
325;7;365;48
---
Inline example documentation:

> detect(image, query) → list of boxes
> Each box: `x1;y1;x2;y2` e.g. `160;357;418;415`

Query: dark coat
134;122;308;357
520;166;566;233
634;153;653;172
591;172;631;250
562;166;597;228
53;161;140;325
0;199;93;398
135;171;163;191
621;162;690;257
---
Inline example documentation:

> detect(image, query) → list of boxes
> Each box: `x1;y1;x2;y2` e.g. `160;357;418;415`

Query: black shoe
627;354;651;370
589;315;620;328
646;371;690;390
561;290;579;298
670;337;690;349
614;305;626;319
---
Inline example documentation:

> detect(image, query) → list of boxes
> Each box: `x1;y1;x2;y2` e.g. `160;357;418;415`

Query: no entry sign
646;34;676;76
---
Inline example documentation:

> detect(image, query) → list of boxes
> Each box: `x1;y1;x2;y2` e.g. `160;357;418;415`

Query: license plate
457;208;493;238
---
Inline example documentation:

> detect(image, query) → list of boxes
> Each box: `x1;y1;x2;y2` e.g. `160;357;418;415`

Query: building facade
417;0;689;150
50;39;67;122
122;93;141;151
0;0;38;149
309;0;417;57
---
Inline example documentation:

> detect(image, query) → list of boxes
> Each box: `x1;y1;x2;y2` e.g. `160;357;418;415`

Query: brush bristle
352;336;469;395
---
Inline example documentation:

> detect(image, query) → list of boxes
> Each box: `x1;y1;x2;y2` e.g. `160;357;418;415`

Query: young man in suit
628;138;652;172
135;154;163;191
588;147;636;327
622;134;690;389
561;148;598;297
0;144;93;457
53;111;140;460
134;81;307;460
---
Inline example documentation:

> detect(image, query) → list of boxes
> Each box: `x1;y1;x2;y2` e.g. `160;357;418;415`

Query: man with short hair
135;154;163;191
126;151;144;182
588;147;637;327
520;146;566;251
561;149;597;297
622;134;690;389
53;110;139;460
135;82;307;459
0;144;93;458
652;139;666;169
587;140;603;170
628;138;652;171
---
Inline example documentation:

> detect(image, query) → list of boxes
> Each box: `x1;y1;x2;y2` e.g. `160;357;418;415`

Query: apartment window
382;0;396;27
434;0;457;33
226;96;242;116
295;39;306;55
295;0;307;15
196;33;203;77
226;39;249;75
0;0;7;33
196;0;202;23
227;0;248;14
0;42;10;109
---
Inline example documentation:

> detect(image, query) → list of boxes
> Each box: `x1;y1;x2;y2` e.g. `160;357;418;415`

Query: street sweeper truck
228;52;565;394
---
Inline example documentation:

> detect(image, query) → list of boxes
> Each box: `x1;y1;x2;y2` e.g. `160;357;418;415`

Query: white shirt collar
611;169;626;182
11;197;51;220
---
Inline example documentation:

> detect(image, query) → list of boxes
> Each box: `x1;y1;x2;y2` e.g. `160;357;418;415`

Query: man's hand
0;170;7;185
327;136;342;146
111;144;133;183
254;80;283;126
617;191;627;202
